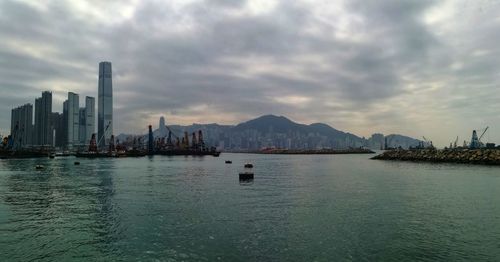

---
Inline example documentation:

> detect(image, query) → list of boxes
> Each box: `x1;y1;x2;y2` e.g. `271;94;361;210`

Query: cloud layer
1;0;500;146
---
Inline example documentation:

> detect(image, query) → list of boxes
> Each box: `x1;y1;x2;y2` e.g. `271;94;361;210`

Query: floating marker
239;172;254;180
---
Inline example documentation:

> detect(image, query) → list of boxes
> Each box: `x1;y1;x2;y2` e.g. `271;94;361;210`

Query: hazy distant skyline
1;0;499;146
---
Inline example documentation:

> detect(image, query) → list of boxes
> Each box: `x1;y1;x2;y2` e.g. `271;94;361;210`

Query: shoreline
225;148;375;155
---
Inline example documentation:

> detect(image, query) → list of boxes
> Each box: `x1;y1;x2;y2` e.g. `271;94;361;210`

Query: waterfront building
85;96;95;144
159;116;167;137
76;97;95;146
79;108;86;143
51;112;65;148
10;104;33;148
98;61;113;148
33;91;52;145
66;92;80;148
63;100;68;148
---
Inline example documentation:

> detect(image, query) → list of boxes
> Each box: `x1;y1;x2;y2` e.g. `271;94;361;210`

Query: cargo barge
0;149;53;159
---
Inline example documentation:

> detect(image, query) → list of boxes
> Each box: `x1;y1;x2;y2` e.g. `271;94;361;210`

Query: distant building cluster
8;62;113;150
164;125;366;151
213;130;363;150
159;122;421;151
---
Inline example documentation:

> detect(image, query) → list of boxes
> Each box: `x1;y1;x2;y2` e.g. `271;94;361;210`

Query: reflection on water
1;154;500;261
0;158;120;260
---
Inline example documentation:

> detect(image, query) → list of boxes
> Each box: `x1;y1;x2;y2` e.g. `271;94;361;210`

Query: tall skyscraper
10;103;33;148
76;97;95;145
79;108;86;143
66;92;79;148
63;100;68;147
98;61;113;148
85;96;95;144
34;91;52;145
159;116;167;137
51;112;65;148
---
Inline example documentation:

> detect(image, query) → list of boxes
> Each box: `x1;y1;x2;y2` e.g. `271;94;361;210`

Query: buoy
239;172;254;180
74;161;80;165
49;154;55;159
244;163;253;168
35;165;44;170
225;160;232;164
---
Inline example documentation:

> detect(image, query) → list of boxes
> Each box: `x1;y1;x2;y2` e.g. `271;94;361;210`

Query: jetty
372;148;500;165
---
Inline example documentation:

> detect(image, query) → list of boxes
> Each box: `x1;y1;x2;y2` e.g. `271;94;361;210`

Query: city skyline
1;1;500;147
5;61;105;149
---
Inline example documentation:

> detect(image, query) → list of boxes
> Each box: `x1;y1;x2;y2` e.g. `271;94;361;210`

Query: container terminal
75;124;220;158
2;121;219;159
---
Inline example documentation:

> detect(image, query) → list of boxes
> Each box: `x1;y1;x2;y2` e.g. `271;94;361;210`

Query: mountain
117;114;421;150
233;115;307;133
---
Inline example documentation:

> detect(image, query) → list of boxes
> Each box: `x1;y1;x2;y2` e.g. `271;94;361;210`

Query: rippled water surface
1;153;500;261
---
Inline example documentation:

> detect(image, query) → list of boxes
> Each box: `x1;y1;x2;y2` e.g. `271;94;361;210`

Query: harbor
2;152;500;261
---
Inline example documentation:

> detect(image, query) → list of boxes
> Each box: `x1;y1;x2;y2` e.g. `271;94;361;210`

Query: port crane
422;136;434;148
97;121;112;147
478;126;489;143
469;126;489;149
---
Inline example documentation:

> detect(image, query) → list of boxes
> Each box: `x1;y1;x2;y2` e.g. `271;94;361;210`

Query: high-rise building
77;97;95;145
34;91;52;145
98;61;113;148
51;112;65;148
85;96;95;144
63;100;68;147
10;103;33;148
79;108;86;143
159;116;167;137
66;92;79;148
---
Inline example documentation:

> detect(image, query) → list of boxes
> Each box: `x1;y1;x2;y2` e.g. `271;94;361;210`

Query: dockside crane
469;126;489;149
451;136;459;148
422;136;434;148
97;121;112;149
478;126;489;143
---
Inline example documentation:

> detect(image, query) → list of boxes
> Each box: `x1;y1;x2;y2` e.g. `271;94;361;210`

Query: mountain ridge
117;114;421;150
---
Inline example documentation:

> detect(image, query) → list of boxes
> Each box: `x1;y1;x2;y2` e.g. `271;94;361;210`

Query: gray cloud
1;0;500;146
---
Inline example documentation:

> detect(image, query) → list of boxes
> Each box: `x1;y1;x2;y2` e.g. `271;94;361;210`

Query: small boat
239;172;254;180
225;160;232;164
244;163;253;168
125;149;147;157
35;165;44;170
55;151;73;157
74;161;80;165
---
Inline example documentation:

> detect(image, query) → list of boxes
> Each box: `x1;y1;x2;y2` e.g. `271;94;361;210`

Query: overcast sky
1;0;499;146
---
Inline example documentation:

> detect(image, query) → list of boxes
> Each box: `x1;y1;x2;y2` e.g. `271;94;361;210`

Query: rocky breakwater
372;148;500;165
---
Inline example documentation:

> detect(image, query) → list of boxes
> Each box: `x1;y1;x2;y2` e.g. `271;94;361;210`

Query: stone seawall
372;149;500;165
